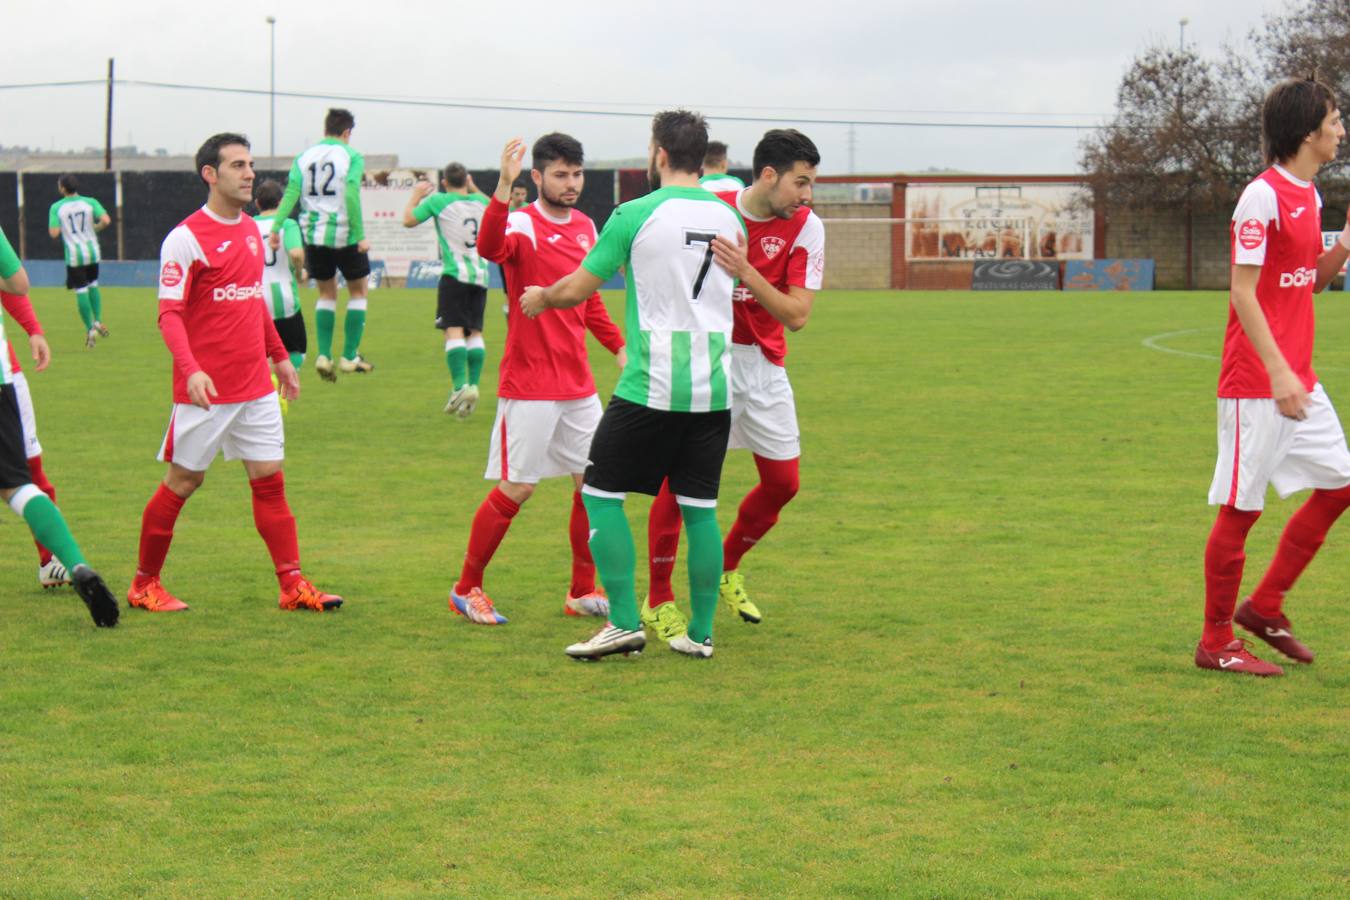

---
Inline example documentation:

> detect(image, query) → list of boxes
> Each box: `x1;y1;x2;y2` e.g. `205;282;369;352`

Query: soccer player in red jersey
446;134;625;625
128;133;344;614
1;288;74;588
1198;78;1350;676
642;129;824;641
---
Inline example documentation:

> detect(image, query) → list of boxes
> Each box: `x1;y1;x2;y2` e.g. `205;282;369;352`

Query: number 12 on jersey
683;229;717;301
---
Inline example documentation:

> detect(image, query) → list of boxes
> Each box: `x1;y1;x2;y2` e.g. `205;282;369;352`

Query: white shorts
1208;383;1350;511
157;395;285;472
11;371;41;459
728;344;800;461
485;396;601;484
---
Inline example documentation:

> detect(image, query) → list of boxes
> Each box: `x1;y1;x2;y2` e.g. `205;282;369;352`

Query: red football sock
723;455;800;572
27;454;56;565
136;483;187;585
1248;485;1350;617
1202;505;1261;650
251;472;301;590
647;479;681;606
455;486;520;596
569;490;597;596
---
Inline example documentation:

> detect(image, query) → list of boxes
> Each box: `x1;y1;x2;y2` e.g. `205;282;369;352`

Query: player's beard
541;182;577;208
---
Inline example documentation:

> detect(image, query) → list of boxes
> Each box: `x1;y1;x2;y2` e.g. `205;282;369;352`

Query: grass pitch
2;287;1348;896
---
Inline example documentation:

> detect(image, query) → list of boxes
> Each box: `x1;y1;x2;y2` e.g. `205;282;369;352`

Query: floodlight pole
104;58;114;171
1179;17;1189;51
267;16;277;158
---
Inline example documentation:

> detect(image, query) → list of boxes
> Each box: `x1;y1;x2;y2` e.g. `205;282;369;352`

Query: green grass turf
2;286;1349;896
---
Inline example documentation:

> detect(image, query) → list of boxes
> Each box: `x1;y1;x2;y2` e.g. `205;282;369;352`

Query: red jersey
1221;166;1323;398
718;189;825;367
477;197;623;400
1;290;42;374
156;207;287;405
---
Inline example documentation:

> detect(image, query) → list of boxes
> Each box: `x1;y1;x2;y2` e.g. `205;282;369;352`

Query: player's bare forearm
1315;240;1350;292
742;268;813;332
546;270;604;310
95;215;111;232
495;139;527;203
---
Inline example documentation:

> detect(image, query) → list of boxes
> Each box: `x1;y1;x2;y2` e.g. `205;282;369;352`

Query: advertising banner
1063;259;1155;291
970;260;1060;291
361;168;440;279
906;183;1092;261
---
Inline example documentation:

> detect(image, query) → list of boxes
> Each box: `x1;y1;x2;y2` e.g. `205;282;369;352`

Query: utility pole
104;58;114;171
847;123;857;174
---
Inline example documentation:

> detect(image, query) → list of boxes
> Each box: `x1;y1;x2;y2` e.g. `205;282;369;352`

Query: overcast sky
3;0;1289;176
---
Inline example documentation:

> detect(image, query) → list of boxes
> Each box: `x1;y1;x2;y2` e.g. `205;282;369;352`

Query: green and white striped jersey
582;186;746;413
699;173;745;193
0;225;20;385
411;191;490;286
49;195;107;265
273;138;366;248
254;214;304;319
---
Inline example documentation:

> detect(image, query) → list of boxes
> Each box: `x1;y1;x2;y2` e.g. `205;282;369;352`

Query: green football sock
466;335;486;386
342;298;367;361
75;290;93;330
445;339;467;389
15;491;87;571
315;300;336;358
680;502;723;643
88;284;103;321
289;351;305;369
581;493;640;631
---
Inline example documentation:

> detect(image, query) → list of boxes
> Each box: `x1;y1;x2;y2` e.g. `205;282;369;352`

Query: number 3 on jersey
683;229;717;301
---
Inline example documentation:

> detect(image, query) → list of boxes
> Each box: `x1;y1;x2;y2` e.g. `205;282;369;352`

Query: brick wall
812;201;893;289
1103;206;1231;290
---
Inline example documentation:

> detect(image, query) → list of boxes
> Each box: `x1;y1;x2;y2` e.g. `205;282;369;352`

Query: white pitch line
1141;327;1221;362
1143;326;1350;373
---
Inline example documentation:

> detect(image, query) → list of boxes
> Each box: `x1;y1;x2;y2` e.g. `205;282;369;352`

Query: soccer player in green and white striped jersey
0;224;119;626
403;163;491;416
520;109;746;661
699;141;745;193
269;108;373;380
48;175;112;348
254;179;307;413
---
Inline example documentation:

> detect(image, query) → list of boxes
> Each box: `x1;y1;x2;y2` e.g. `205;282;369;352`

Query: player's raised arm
1315;220;1350;292
403;180;436;228
494;139;527;205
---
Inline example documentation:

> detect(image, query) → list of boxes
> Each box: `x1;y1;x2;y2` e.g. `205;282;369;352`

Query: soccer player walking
0;226;118;626
269;108;373;380
403;163;491;417
520;110;746;660
48;175;112;348
446;134;625;625
643;129;824;640
128;133;343;614
1198;77;1350;676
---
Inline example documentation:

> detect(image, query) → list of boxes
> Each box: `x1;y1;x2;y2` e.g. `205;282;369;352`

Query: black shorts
272;311;307;355
435;276;487;331
584;396;731;501
305;244;370;283
66;263;99;290
0;385;33;490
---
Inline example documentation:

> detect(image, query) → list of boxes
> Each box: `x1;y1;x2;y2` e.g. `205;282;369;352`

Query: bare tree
1080;46;1262;287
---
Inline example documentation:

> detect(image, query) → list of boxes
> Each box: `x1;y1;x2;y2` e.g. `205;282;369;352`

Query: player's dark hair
704;141;729;168
532;133;584;170
651;109;708;174
254;178;284;210
325;107;356;136
443;162;468;189
753;129;821;178
195;132;251;184
1263;76;1337;164
511;176;531;193
58;174;80;195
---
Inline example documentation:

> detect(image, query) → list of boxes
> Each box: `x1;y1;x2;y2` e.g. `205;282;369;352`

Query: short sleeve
787;213;826;290
582;207;632;280
1232;180;1278;266
412;194;444;224
158;226;203;302
283;219;302;251
48;203;60;229
91;198;108;218
0;226;21;279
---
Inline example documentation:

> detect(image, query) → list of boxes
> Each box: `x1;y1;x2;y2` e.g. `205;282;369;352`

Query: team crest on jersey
160;261;184;287
246;235;259;256
577;233;591;249
760;236;787;259
1238;218;1266;250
